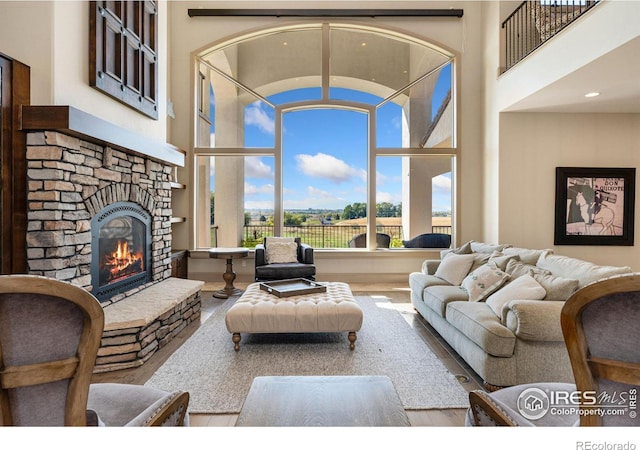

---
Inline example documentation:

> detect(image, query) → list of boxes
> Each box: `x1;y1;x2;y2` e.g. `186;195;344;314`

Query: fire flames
104;240;144;281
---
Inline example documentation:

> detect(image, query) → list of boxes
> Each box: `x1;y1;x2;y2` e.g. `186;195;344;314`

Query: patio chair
0;274;189;426
466;273;640;426
402;233;451;248
348;233;391;248
254;237;316;281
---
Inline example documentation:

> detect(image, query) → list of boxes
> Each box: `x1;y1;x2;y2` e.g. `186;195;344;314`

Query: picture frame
554;167;635;246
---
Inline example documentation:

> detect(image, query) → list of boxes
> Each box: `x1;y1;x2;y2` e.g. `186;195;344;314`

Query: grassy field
240;216;452;248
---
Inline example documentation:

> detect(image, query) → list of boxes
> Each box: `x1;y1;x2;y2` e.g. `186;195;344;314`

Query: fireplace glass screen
91;201;151;301
98;216;145;286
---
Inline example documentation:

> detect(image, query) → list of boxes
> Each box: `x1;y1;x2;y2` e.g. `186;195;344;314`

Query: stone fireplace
25;130;172;304
20;106;203;372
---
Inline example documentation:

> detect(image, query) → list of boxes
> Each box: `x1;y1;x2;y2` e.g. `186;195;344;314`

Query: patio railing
241;224;452;249
502;1;599;71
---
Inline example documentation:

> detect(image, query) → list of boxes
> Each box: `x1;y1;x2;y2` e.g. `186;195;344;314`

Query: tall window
194;24;456;250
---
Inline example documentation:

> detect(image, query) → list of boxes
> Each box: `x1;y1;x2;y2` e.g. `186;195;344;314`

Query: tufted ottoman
225;281;363;351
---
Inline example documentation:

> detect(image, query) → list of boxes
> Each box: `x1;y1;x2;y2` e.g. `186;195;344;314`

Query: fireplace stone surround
22;118;201;372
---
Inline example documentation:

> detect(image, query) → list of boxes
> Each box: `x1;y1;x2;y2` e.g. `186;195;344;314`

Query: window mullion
274;106;283;236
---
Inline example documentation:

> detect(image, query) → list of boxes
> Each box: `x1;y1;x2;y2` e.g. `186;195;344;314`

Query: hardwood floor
92;281;485;426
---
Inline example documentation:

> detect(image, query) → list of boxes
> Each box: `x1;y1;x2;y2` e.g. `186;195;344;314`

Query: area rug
145;294;470;413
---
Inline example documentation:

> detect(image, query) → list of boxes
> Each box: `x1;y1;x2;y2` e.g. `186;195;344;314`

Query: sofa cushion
423;285;469;318
470;242;510;254
502;247;552;265
505;259;551;279
445;301;516;357
486;275;546;321
488;251;520;271
532;272;580;301
461;264;510;302
440;240;473;259
536;253;632;288
469;252;492;272
434;253;475;285
408;272;451;298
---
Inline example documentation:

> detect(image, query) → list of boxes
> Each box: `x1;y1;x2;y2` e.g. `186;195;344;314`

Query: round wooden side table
208;247;249;299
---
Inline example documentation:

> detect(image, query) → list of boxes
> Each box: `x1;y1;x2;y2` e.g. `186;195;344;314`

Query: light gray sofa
408;241;632;389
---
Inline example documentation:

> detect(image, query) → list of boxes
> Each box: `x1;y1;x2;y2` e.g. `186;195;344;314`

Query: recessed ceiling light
585;92;600;98
361;42;367;47
283;42;288;46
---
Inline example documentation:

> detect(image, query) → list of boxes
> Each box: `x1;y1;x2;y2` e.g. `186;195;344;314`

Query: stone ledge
94;277;204;373
103;277;204;330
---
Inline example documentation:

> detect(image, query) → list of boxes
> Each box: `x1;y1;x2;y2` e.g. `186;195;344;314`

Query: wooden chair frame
0;275;104;426
560;274;640;426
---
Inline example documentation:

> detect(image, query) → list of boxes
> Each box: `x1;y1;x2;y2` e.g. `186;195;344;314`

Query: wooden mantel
20;105;185;167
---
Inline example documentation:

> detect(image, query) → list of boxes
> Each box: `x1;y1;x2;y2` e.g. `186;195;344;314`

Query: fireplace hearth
91;202;152;302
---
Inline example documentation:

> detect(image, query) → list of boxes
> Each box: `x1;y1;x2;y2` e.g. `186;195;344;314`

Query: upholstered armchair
254;237;316;281
348;233;391;248
0;275;189;426
402;233;451;248
466;274;640;427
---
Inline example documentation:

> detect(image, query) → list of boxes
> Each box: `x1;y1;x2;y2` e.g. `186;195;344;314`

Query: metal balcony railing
502;1;600;71
241;224;453;249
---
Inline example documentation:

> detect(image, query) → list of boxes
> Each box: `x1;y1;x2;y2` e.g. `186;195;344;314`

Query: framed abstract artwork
554;167;635;246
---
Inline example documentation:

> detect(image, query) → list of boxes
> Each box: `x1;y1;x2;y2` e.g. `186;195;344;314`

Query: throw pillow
265;241;298;264
434;253;476;286
502;247;553;265
470;252;491;272
452;241;473;254
470;242;510;254
461;264;510;302
532;272;580;301
486;275;547;320
505;259;551;279
265;236;295;246
488;251;521;271
439;240;472;259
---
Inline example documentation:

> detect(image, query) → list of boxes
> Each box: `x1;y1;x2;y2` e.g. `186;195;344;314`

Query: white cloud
433;174;451;194
376;171;389;186
306;186;336;199
283;185;349;209
245;102;275;135
377;191;401;203
245;182;274;196
295;153;364;184
245;157;273;179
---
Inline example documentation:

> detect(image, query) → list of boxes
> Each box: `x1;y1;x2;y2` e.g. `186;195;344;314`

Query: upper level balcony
502;1;600;71
497;0;640;114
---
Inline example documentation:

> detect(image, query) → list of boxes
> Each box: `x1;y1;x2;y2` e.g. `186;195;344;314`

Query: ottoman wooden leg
232;333;241;351
348;331;357;350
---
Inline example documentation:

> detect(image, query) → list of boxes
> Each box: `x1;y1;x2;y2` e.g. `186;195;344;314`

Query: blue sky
212;64;452;213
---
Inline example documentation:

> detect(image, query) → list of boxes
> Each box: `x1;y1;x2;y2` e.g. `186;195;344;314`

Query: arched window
194;23;456;250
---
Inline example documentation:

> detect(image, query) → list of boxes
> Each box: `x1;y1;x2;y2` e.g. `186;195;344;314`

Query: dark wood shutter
90;1;158;119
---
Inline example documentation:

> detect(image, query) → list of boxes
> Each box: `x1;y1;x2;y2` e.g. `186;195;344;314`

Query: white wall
0;1;54;103
0;0;169;143
498;112;640;269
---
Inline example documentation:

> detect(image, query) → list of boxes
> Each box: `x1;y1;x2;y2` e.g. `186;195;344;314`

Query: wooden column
0;53;30;274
